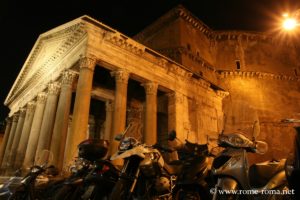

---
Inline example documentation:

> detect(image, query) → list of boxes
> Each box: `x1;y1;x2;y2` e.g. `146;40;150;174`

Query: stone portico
0;15;224;172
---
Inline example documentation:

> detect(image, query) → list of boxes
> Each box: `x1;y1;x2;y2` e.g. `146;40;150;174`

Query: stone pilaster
50;70;76;171
23;92;47;168
142;82;158;145
1;113;19;170
14;102;36;168
103;101;114;140
9;108;26;167
110;69;129;154
35;82;60;161
0;118;12;167
64;56;96;168
167;92;185;141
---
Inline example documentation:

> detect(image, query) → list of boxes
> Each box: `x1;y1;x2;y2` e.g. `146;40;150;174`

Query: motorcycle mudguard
217;177;238;190
261;170;287;190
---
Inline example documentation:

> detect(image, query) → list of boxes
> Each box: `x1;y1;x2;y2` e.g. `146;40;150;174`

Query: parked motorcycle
166;130;210;199
0;170;22;199
109;124;170;200
211;121;290;200
282;119;300;200
54;139;119;200
109;124;210;200
9;150;63;200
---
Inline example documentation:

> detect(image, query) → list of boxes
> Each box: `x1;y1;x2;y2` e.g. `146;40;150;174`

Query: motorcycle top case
78;139;109;161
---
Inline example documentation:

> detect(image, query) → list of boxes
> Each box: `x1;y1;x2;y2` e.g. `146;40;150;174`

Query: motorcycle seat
249;159;286;188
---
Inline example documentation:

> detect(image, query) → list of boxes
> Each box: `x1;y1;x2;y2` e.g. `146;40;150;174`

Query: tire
213;192;239;200
109;179;131;200
175;189;201;200
53;185;80;200
265;184;293;200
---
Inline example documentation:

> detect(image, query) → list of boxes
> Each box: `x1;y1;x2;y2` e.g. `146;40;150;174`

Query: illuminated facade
0;5;299;172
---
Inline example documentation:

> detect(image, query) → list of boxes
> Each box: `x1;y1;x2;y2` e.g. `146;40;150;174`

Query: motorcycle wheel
265;184;292;200
53;185;80;200
175;190;201;200
109;179;131;200
9;192;27;200
212;188;239;200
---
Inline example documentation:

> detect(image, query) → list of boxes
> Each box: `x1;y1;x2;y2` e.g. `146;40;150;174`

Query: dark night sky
0;0;299;122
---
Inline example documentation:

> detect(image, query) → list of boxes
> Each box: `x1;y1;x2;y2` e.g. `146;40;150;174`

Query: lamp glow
283;18;297;30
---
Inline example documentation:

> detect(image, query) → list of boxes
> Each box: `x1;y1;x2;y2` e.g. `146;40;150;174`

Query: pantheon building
0;5;299;172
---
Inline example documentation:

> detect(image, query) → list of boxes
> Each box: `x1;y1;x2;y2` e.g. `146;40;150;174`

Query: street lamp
282;10;300;31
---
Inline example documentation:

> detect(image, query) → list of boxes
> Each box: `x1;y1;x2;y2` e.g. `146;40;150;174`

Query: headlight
119;137;138;151
31;167;41;173
218;133;254;148
119;138;131;151
228;135;245;147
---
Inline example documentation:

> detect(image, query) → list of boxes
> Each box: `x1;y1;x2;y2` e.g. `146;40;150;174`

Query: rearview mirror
255;141;268;154
168;130;176;141
114;134;123;141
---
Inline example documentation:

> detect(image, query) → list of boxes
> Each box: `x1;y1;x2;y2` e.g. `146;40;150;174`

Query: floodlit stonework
1;5;299;172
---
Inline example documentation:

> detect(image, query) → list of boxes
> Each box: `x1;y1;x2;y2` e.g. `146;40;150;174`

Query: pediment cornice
217;70;300;81
134;5;214;42
5;16;89;114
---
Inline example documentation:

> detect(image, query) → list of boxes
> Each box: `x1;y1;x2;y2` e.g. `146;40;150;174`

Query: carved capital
5;117;12;125
216;91;230;98
12;113;20;122
142;82;158;95
79;55;97;71
37;92;47;103
19;108;26;118
48;82;61;95
26;101;36;113
105;101;114;112
61;70;77;85
110;69;129;84
167;92;184;105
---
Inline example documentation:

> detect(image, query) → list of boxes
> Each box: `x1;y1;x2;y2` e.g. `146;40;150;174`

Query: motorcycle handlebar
152;144;175;153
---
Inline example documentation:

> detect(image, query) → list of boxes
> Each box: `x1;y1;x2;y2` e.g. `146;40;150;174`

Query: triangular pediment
5;15;90;110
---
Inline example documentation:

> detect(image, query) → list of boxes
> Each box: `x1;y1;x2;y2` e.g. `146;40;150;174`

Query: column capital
167;92;184;105
5;117;12;124
26;101;36;113
110;69;130;84
79;55;97;71
61;70;77;85
12;113;19;122
142;82;158;95
19;108;26;117
48;82;61;95
37;92;47;103
105;101;114;112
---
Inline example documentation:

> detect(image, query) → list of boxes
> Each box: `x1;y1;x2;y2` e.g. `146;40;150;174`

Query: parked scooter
9;150;63;199
54;139;119;200
0;170;22;200
167;130;210;199
282;119;300;200
211;121;289;200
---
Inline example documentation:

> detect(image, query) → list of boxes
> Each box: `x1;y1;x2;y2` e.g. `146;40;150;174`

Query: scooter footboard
217;177;238;190
262;170;287;190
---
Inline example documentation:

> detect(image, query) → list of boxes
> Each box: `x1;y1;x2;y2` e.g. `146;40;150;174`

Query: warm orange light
282;17;297;30
282;13;289;18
